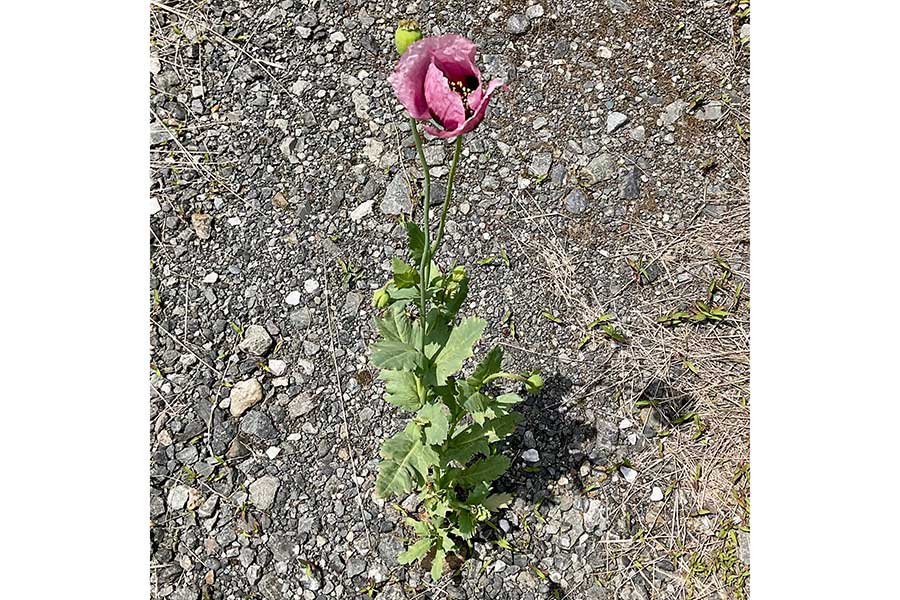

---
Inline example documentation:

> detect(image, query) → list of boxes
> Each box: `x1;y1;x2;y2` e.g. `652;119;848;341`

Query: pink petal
425;79;507;139
388;38;439;120
388;35;480;121
424;60;466;130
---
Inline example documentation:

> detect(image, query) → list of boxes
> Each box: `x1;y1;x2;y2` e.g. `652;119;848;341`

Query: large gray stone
248;475;280;510
237;325;273;356
380;172;412;215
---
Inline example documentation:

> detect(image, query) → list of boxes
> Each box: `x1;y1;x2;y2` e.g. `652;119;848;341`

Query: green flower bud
451;265;467;283
525;372;544;395
372;287;390;309
395;19;423;55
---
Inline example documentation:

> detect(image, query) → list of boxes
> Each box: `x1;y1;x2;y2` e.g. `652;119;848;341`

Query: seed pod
394;19;423;55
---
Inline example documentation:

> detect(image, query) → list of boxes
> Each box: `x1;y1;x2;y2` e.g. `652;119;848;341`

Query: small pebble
620;466;638;483
650;487;664;502
522;449;540;463
285;291;302;305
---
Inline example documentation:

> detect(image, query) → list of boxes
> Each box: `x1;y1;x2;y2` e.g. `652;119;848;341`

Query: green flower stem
430;135;463;259
409;118;431;369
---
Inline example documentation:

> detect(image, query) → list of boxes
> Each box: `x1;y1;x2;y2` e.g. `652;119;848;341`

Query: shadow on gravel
496;374;598;507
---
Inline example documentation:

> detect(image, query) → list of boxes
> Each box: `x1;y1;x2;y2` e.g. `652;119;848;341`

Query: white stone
227;216;242;226
285;290;302;305
350;200;374;222
150;196;161;215
650;487;664;502
620;466;638;483
167;485;190;511
606;111;629;133
597;46;613;59
521;449;540;463
525;4;544;19
266;446;282;460
303;279;320;294
203;272;219;284
619;418;633;429
268;359;287;376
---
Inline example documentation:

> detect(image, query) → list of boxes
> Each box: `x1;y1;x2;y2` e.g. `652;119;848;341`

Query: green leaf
587;314;613;329
370;339;421;371
398;538;432;565
418;402;449;445
391;258;419;289
375;424;437;498
458;455;510;486
432;317;486;385
483;492;512;512
404;221;426;266
467;346;503;389
376;305;414;342
457;510;475;538
542;311;564;324
431;548;445;581
443;275;469;317
380;370;422;411
443;424;490;465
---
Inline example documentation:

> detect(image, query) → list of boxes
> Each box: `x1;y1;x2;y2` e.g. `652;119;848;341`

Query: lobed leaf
376;424;437;498
380;369;422;411
398;538;432;565
404;221;426;266
370;339;421;371
457;455;510;487
418;402;449;446
467;345;504;389
431;549;446;581
432;317;486;385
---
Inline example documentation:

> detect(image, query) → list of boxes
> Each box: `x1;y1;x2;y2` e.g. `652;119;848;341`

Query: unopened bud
372;288;390;309
395;19;423;55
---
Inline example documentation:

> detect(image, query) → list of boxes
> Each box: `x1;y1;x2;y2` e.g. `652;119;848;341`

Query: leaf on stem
467;345;504;389
432;317;486;385
398;538;432;565
375;423;437;498
405;221;426;266
380;369;422;411
418;402;449;445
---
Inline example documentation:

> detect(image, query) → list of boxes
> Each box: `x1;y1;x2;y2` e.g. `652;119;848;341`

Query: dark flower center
449;76;480;117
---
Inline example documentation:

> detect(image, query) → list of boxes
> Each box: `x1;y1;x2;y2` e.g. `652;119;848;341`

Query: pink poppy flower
388;34;507;139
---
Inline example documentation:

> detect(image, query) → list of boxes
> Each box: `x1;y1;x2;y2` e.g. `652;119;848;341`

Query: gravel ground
149;1;750;599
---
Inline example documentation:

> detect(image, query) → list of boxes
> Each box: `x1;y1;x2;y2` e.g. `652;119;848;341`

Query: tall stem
431;135;463;257
409;118;431;360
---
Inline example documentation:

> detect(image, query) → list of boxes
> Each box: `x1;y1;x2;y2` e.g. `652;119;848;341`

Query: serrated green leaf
370;339;421;371
458;455;510;486
398;538;432;565
467;345;503;389
431;548;445;581
457;510;475;538
391;257;419;289
418;402;449;445
443;424;490;465
380;369;421;411
376;305;414;343
404;221;426;266
432;317;486;385
376;424;437;498
483;492;512;512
